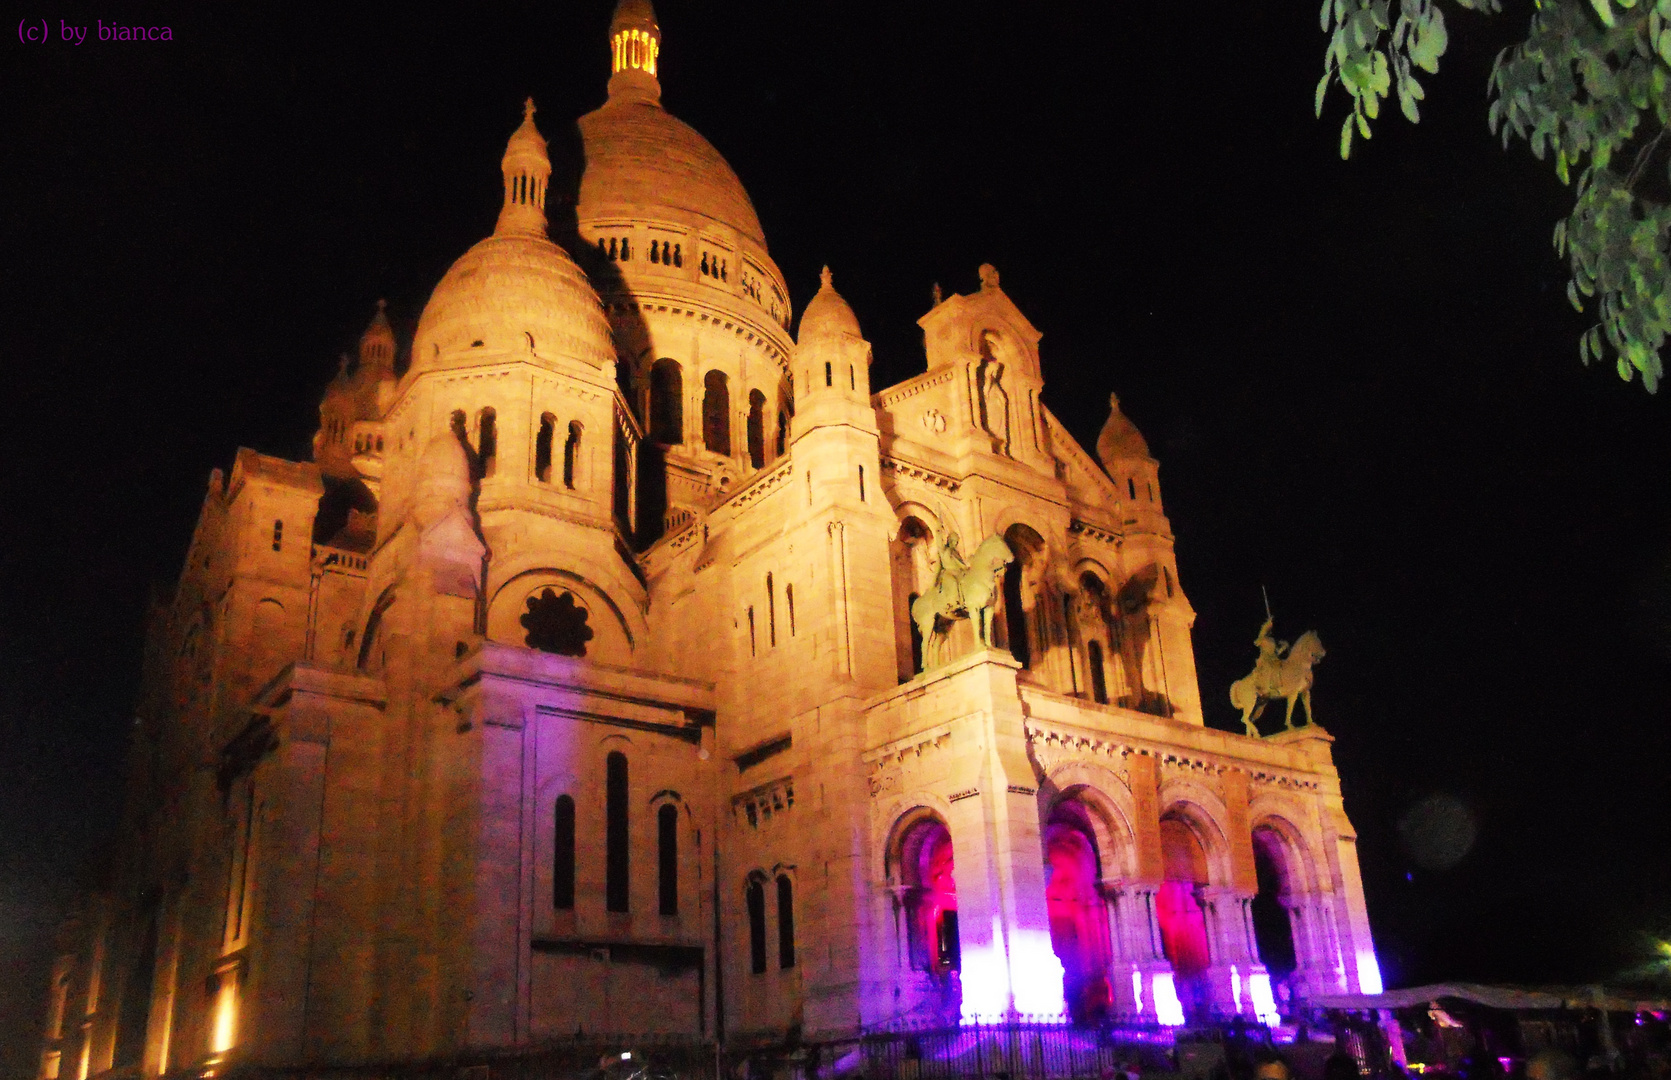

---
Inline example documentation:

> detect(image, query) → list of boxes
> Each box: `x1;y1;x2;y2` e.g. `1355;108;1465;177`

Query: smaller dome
410;102;614;376
1096;393;1150;463
412;234;613;372
798;267;862;343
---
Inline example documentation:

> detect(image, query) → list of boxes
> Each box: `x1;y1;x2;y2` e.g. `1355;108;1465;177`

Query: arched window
776;874;795;969
776;410;788;456
564;421;582;489
746;876;768;974
606;752;629;912
478;407;497;477
1000;525;1045;669
612;425;632;527
649;359;683;444
1088;640;1108;704
553;795;575;909
747;389;766;468
657;803;679;915
534;413;555;483
702;370;731;455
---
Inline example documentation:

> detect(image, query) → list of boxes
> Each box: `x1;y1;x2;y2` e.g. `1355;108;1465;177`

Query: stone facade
36;4;1381;1077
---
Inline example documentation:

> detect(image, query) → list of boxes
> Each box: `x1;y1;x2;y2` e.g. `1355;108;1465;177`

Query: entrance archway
1251;826;1299;985
898;816;960;976
1157;816;1212;1018
1043;802;1113;1023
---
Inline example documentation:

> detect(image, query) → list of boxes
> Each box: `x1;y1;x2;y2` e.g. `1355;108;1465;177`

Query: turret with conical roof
495;98;552;237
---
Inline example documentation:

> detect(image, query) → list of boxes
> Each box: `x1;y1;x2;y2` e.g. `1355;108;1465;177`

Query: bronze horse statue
1229;630;1325;735
909;534;1014;671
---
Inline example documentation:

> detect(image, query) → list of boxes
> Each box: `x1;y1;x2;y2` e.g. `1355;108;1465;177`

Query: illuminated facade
37;2;1381;1075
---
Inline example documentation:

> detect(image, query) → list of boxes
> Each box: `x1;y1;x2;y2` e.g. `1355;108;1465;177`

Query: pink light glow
1355;950;1384;995
1249;971;1280;1026
1150;972;1186;1026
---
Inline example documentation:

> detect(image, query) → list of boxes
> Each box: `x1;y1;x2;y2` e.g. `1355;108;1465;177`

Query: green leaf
1592;0;1617;26
1358;109;1373;137
1316;69;1333;116
1341;113;1356;157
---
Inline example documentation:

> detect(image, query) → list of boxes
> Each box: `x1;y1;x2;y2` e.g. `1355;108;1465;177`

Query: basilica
37;3;1382;1076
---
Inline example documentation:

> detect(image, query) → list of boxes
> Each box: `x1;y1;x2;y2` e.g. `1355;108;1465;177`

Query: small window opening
1147;481;1155;501
702;370;731;455
272;520;283;552
824;362;832;388
747;607;756;656
609;237;618;259
650;241;661;264
777;874;796;969
620;237;631;261
673;243;682;267
554;795;575;909
747;389;766;469
658;803;678;916
535;413;555;483
747;878;768;974
776;410;788;456
1089;640;1109;704
786;584;795;637
563;422;582;489
606;752;629;912
767;573;776;647
849;365;855;391
1127;478;1137;500
858;465;865;502
1164;566;1175;598
478;408;497;477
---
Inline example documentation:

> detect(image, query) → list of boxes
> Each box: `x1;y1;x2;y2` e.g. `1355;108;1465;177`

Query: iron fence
211;1019;1269;1080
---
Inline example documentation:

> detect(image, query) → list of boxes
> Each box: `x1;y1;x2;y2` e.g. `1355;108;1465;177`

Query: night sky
4;1;1669;1071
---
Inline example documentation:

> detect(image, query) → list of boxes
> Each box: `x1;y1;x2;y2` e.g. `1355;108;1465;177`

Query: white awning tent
1309;983;1669;1013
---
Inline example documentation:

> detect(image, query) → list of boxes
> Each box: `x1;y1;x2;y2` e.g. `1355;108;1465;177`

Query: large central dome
569;0;766;248
576;101;764;244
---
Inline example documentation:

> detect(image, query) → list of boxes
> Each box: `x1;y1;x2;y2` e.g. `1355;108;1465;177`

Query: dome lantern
358;298;396;376
607;0;661;106
495;98;551;238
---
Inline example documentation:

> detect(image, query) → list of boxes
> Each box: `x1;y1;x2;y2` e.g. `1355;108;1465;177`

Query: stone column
1200;886;1266;1018
1101;882;1176;1019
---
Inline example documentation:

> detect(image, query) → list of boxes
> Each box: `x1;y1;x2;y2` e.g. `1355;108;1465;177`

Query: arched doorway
1157;815;1212;1018
1000;524;1046;668
1251;826;1299;989
897;816;960;980
1044;801;1113;1023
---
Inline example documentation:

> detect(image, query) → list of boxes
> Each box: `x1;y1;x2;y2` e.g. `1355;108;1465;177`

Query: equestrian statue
1229;611;1326;736
909;530;1014;672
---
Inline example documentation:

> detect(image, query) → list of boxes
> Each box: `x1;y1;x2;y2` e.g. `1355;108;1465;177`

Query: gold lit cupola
608;0;662;103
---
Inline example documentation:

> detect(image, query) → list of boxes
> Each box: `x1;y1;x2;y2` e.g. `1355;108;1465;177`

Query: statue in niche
977;331;1012;456
910;531;1014;671
1230;615;1326;735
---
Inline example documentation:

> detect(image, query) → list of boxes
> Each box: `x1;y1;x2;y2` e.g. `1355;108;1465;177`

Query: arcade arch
999;523;1047;669
886;809;960;977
